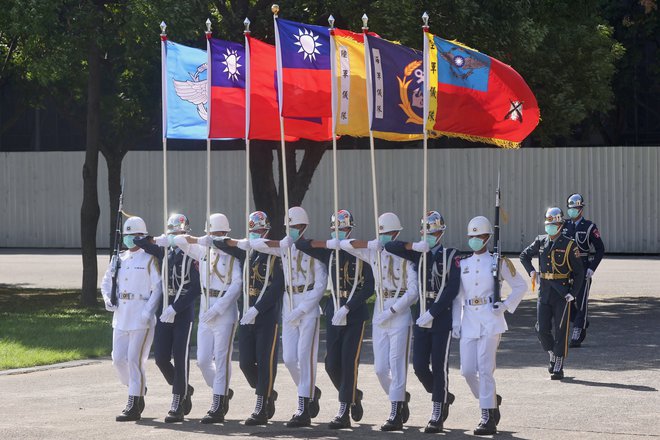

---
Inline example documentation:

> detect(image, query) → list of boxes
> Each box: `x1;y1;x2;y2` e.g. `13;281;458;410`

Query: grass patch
0;286;112;370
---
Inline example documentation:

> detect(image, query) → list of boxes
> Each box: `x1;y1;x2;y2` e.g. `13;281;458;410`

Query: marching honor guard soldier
173;213;242;423
385;211;460;434
249;206;327;428
563;193;605;347
520;208;584;380
134;213;201;423
212;211;284;426
450;216;526;436
341;212;418;432
295;210;375;429
101;216;161;421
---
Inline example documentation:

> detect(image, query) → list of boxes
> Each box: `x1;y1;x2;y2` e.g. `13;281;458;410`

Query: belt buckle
473;298;483;305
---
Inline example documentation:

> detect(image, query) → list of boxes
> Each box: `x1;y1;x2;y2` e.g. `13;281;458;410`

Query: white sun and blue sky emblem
277;19;331;70
221;48;242;81
293;27;322;62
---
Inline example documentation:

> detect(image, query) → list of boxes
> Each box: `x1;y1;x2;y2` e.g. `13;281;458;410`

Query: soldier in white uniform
341;212;418;431
173;213;242;424
450;216;527;435
101;216;161;422
249;206;328;427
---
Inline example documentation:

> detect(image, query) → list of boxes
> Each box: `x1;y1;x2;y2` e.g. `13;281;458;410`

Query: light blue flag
165;41;208;139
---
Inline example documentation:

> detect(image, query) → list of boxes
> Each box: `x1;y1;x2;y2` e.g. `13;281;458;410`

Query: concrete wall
1;146;658;253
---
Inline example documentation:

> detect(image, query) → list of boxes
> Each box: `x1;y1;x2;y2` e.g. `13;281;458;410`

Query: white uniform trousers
196;321;237;396
282;315;321;398
112;324;155;396
372;323;412;402
459;334;501;409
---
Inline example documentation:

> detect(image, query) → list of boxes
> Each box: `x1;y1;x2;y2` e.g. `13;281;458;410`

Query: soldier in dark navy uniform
295;210;375;429
134;213;201;422
211;211;284;426
563;194;605;347
520;208;585;380
385;211;459;434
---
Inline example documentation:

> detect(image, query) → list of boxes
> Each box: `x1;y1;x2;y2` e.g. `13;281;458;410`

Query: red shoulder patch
193;260;200;272
454;256;461;268
593;228;601;239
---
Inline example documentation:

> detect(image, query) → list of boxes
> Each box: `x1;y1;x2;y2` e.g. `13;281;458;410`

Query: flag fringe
436;131;521;149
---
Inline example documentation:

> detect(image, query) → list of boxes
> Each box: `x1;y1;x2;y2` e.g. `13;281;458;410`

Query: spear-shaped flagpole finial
205;18;212;33
422;12;429;28
328;14;335;29
244;17;251;33
271;4;280;16
361;14;368;30
160;21;167;35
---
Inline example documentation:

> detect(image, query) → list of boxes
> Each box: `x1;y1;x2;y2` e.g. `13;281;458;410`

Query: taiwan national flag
275;18;332;118
425;33;540;147
208;39;245;139
365;35;426;137
164;41;208;139
247;36;332;142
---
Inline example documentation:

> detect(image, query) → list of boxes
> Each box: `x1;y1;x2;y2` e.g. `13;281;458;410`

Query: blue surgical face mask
167;234;177;247
331;230;348;240
567;208;580;219
545;224;560;236
248;232;262;240
468;237;485;252
425;234;439;248
289;228;302;241
123;235;135;249
379;234;393;245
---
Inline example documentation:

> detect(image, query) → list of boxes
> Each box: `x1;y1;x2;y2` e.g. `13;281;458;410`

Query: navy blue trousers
325;320;367;404
412;325;452;403
239;322;279;397
153;305;194;396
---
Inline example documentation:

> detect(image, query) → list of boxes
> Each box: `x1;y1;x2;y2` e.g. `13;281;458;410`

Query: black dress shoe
551;369;565;380
286;412;311;428
266;390;278;419
328;406;351;429
443;392;455;422
493;394;502;425
245;411;268;426
223;388;234;416
380;402;403;432
308;386;322;418
424;419;443;434
116;396;141;422
201;395;225;424
183;385;194;415
401;391;411;423
351;389;364;422
473;409;496;435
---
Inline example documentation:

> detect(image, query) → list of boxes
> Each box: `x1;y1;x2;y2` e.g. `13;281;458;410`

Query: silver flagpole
243;18;252;316
273;4;295;312
362;14;384;313
419;12;431;327
160;21;170;309
204;19;212;313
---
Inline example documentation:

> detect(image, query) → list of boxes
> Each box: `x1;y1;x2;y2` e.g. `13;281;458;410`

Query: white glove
280;236;294;249
373;309;394;326
104;299;117;312
240;306;259;325
451;326;461;339
197;235;213;247
331;305;350;326
160;305;176;323
154;234;169;247
140;306;152;323
412;240;430;253
200;307;218;324
236;239;250;251
367;239;383;252
586;268;594;278
565;293;575;302
326;239;341;250
492;302;506;316
285;308;305;325
416;310;434;327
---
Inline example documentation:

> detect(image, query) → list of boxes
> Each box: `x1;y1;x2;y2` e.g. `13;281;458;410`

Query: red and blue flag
209;39;245;139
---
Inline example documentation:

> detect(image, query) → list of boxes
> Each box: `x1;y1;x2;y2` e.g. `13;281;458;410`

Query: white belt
465;296;493;306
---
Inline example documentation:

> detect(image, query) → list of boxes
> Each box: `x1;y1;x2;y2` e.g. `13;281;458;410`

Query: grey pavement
0;252;659;439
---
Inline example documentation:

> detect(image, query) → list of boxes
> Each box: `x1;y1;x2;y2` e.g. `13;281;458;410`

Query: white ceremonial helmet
208;213;231;233
378;212;403;233
123;216;148;235
287;206;309;226
467;216;493;236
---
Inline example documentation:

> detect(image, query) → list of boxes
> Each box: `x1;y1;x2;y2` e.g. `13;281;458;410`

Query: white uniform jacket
175;236;243;325
341;240;418;329
250;238;328;318
101;249;162;331
452;253;526;339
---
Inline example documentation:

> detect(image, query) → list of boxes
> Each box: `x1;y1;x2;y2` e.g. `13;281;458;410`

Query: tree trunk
80;40;101;307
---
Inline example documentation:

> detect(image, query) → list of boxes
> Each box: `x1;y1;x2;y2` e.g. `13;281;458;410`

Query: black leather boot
401;391;411;423
183;384;194;415
201;394;225;424
473;409;497;435
494;394;502;425
442;392;455;422
164;394;184;423
548;351;556;373
380;401;404;432
245;395;268;426
116;396;141;422
286;396;311;428
266;390;278;419
424;401;443;433
351;389;364;422
328;402;351;429
308;386;322;418
551;356;565;380
223;388;234;416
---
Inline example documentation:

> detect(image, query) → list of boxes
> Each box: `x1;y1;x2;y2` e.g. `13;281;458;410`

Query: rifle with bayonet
110;181;125;306
492;172;502;305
